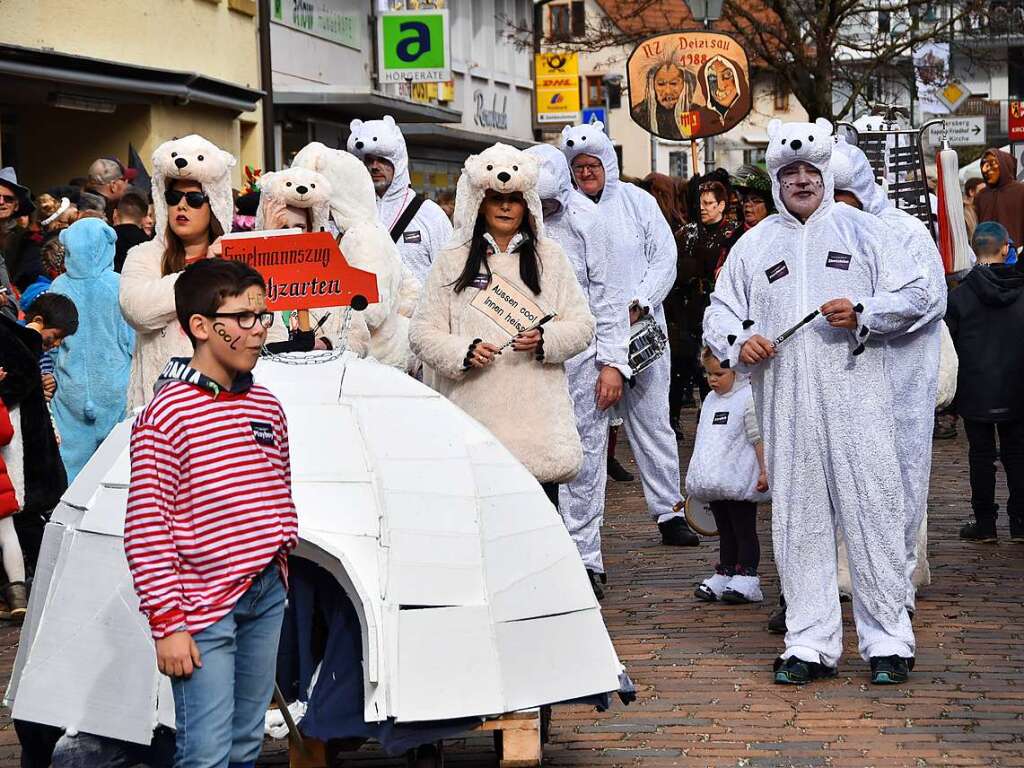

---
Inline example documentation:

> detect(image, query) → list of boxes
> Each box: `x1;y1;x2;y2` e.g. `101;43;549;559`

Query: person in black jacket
112;190;152;272
945;221;1024;543
0;293;78;570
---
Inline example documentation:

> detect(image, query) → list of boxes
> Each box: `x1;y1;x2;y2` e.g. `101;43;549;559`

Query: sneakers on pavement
767;595;787;634
870;655;913;685
659;516;700;546
960;520;998;543
773;656;837;685
695;572;731;602
721;574;764;604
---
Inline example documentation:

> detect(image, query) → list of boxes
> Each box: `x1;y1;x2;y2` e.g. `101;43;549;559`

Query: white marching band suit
703;118;927;668
559;123;686;523
525;143;631;574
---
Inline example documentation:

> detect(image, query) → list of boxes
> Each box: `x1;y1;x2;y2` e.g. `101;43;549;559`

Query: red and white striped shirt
124;375;297;639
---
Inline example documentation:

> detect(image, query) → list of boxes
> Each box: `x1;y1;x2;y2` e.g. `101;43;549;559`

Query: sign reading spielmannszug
220;230;379;312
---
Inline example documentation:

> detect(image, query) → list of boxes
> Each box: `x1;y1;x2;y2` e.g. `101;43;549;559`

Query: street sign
926;116;986;147
936;81;971;113
582;107;607;127
377;10;451;83
1010;101;1024;142
535;52;580;124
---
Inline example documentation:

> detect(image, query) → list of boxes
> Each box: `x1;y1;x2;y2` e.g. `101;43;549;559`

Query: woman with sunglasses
120;136;285;410
410;143;594;507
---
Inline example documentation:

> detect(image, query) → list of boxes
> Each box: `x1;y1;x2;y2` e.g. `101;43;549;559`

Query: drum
684;495;718;537
628;316;668;376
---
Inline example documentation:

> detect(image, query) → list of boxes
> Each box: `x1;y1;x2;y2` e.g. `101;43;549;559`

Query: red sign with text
220;230;379;312
1010;102;1024;142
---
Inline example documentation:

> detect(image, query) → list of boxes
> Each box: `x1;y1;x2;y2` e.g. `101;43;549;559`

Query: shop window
586;75;606;107
743;148;767;166
773;75;790;112
669;150;689;179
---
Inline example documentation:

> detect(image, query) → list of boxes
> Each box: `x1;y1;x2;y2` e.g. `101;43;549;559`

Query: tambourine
684;495;718;537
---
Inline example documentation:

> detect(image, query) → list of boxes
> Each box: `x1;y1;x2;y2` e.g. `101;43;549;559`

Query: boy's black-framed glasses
206;311;274;330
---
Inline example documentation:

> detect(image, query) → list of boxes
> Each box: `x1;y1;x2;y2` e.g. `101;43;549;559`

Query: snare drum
684;495;718;537
628;316;668;376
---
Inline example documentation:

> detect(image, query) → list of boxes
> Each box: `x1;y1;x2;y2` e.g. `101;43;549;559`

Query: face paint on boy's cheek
212;321;241;351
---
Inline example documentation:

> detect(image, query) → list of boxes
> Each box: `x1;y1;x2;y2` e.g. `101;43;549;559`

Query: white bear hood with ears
765;117;836;226
151;134;236;242
346;115;410;204
290;141;378;233
255;167;332;233
830;135;891;217
451;143;545;244
525;143;579;213
559;122;622;201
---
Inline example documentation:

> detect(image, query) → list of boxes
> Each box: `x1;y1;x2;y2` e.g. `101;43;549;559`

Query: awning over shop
0;43;262;113
276;88;462;124
399;123;534;151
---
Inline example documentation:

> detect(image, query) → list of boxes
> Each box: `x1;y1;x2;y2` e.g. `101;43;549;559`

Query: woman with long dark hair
410;144;594;504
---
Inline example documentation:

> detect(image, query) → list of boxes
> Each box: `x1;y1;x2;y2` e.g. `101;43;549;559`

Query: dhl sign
535;52;580;124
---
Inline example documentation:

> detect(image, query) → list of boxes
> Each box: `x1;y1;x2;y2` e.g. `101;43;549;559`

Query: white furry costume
525;143;630;573
291;142;418;372
410;143;595;483
119;135;284;411
703;118;928;667
830;138;947;610
559;122;685;523
255;167;370;356
347;115;454;284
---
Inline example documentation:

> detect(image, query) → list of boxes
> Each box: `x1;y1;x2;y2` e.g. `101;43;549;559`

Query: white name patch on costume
470;272;547;338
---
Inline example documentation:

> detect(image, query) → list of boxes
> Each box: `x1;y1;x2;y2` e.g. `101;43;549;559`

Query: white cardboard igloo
6;353;623;745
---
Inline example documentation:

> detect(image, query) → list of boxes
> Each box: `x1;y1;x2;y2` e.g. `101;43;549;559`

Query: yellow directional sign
535;52;581;124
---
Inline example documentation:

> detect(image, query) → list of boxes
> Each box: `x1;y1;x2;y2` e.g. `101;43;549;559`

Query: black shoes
870;655;913;685
960;520;998;543
773;656;837;685
587;569;606;601
767;595;787;634
607;457;634;482
659;516;700;546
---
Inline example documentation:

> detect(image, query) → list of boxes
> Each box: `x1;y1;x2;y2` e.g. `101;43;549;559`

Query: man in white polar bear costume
704;118;928;686
291;142;417;372
346;115;454;284
559;122;699;548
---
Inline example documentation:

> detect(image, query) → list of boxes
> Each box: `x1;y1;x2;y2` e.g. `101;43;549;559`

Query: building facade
272;0;535;199
0;0;264;191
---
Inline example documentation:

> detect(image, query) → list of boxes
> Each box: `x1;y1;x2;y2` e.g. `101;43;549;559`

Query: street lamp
683;0;725;175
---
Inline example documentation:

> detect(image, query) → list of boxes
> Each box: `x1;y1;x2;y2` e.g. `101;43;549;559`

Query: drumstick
773;310;820;348
496;313;557;352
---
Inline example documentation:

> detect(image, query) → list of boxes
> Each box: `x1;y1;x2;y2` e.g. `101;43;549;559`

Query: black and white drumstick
496;313;557;352
773;310;820;348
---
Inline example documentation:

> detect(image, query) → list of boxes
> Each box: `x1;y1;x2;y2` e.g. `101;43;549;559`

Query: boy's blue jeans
171;564;286;768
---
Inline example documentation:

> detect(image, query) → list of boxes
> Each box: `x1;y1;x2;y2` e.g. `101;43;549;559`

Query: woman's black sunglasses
164;189;209;209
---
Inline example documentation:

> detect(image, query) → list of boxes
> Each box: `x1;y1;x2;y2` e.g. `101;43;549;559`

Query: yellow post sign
535;52;581;124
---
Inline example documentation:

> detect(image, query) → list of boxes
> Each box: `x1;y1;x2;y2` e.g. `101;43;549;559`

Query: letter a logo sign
379;10;451;83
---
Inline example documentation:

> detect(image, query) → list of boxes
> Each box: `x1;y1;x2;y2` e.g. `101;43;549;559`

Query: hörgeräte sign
626;31;752;141
377;9;451;84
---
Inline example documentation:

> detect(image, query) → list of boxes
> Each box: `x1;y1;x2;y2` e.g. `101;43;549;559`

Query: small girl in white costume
687;347;769;603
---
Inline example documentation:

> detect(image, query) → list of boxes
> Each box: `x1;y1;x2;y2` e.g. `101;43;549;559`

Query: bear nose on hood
566;139;575;147
789;139;803;151
174;157;188;169
496;171;512;183
295;185;308;195
355;140;364;149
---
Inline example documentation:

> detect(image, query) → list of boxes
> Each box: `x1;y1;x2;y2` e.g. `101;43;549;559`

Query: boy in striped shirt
125;259;297;768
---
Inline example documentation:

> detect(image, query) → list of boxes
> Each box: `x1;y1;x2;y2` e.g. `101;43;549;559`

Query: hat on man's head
0;167;35;217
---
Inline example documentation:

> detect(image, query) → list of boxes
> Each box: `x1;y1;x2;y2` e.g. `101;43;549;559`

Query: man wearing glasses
561;122;700;548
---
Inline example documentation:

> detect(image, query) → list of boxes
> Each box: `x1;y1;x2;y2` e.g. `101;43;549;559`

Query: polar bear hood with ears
346;115;410;201
765;117;836;223
151;134;236;242
451;143;544;244
830;135;891;216
559;122;621;196
291;141;378;233
255;167;332;233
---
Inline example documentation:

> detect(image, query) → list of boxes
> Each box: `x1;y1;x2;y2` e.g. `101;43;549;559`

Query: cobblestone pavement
0;419;1021;767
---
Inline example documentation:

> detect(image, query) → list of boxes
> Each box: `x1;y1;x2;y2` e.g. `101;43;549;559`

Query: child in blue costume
50;218;134;481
